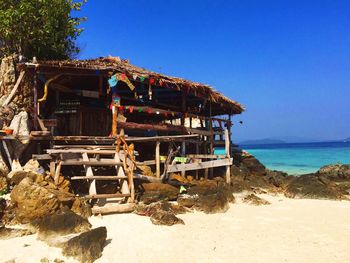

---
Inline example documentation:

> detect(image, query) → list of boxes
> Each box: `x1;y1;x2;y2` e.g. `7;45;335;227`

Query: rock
23;159;41;173
135;201;188;217
71;198;92;218
284;174;346;200
140;183;178;204
194;192;230;213
317;164;350;180
9;111;30;142
150;211;184;226
60;227;107;263
0;197;6;221
36;207;91;240
240;152;267;176
0;176;8;193
242;194;271;205
266;170;290;188
0;226;35;239
7;169;44;185
10;178;61;223
177;181;233;214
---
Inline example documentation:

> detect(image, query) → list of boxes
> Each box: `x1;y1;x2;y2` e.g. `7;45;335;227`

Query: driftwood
92;203;135;215
3;71;25;106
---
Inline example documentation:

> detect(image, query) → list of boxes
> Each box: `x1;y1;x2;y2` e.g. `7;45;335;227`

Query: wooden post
155;141;160;178
224;128;231;184
54;160;62;185
112;107;118;136
33;73;39;131
195;143;199;180
209;100;214;179
181;141;186;177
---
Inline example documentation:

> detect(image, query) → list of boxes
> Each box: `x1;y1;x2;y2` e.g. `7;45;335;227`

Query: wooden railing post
224;128;231;184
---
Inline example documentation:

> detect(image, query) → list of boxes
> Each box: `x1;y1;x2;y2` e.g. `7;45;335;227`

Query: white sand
1;194;350;263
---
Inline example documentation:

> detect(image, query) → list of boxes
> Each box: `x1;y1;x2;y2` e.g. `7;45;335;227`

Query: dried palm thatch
23;56;244;114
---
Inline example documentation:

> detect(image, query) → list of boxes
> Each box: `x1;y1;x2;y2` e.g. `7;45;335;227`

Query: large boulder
177;180;234;214
36;207;91;240
60;227;107;263
139;182;179;204
10;178;61;223
284;174;346;200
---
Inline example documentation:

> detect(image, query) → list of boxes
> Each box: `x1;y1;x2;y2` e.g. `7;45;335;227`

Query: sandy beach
1;194;350;263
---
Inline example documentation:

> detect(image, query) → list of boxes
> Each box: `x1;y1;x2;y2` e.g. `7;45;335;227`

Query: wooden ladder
48;145;135;213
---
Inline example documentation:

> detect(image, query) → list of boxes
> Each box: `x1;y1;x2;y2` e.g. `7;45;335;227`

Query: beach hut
0;56;244;212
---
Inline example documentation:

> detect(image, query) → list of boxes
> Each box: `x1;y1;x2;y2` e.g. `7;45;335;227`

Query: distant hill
344;137;350;142
239;138;286;145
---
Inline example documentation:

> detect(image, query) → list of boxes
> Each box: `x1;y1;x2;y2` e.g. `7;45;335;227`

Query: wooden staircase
47;143;135;214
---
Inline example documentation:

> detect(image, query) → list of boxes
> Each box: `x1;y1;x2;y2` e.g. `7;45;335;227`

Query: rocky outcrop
36;207;91;240
60;227;107;263
317;164;350;180
284;174;346;200
139;182;179;204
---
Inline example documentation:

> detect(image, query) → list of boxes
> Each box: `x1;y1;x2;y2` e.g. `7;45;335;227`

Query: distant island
239;138;286;145
344;137;350;142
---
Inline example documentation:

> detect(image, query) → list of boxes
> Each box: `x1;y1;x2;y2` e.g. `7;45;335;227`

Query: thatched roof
24;56;244;114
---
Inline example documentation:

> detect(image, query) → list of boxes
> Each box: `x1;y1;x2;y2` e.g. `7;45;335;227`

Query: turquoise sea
240;141;350;175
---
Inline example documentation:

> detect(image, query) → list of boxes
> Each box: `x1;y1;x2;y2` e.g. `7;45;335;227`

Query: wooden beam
155;141;160;178
167;158;233;173
61;160;123;166
71;176;127;180
84;193;130;199
187;154;226;159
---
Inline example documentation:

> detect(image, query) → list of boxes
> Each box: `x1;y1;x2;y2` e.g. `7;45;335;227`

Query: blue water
240;141;350;175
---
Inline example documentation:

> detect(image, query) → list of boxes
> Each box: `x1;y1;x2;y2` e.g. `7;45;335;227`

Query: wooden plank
3;71;25;106
54;161;62;185
187;154;226;159
167;158;233;173
61;160;123;166
47;149;118;155
71;176;127;180
32;154;52;160
114;152;130;195
155;141;160;178
84;193;131;199
82;153;96;195
49;161;55;178
133;173;162;183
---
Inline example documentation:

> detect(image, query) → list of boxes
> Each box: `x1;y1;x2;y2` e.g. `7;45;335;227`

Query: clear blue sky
77;0;350;142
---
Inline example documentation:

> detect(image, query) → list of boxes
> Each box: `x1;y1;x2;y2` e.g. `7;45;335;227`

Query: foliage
0;0;87;60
